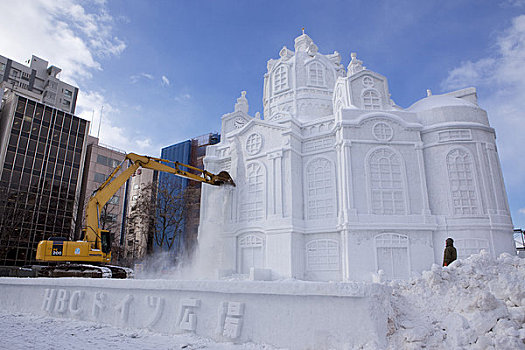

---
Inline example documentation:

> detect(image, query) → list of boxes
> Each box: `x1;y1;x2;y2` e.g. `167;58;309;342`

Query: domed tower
407;88;515;260
263;31;345;122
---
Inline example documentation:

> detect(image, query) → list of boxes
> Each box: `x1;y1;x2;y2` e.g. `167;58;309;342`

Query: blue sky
1;0;525;229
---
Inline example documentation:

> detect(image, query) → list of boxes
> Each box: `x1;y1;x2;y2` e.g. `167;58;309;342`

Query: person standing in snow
443;238;457;266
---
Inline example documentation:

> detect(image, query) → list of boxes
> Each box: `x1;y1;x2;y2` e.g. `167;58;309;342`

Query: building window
94;172;106;183
438;129;472;142
362;89;381;110
308;62;324;87
306;158;335;219
97;154;108;166
10;69;20;78
368;148;406;215
273;65;288;93
102;213;117;223
97;154;120;168
447;149;478;215
240;163;264;222
362;76;374;87
0;62;5;73
306;239;339;271
238;234;264;274
245;133;263;155
108;195;119;205
375;233;409;280
63;89;73;97
373;122;393;142
455;238;489;260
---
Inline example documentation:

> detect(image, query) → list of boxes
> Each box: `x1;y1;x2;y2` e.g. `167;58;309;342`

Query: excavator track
36;264;115;278
105;265;134;279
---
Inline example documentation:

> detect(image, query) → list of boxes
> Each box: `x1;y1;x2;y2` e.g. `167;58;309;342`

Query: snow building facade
199;33;515;282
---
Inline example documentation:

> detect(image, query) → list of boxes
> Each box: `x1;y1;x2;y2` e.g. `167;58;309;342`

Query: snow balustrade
0;277;391;349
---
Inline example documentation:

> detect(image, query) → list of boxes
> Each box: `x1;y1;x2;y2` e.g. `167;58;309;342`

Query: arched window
375;233;409;280
368;148;406;215
362;89;381;110
447;149;478;215
273;65;288;93
308;62;324;87
238;234;264;274
306;158;335;219
455;238;489;260
306;239;339;271
240;163;265;221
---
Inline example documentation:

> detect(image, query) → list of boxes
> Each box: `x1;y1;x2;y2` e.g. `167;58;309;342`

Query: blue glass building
156;134;219;258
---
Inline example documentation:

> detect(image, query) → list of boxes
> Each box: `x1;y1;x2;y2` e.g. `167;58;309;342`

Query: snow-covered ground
1;251;524;349
0;312;276;350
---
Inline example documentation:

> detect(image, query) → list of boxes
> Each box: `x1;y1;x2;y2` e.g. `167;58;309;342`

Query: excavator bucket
213;171;236;187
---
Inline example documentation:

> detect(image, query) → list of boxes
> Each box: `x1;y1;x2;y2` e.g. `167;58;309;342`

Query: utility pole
97;105;103;139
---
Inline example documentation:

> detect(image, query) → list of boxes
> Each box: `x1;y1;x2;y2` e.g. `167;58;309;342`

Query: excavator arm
84;153;235;250
36;152;234;268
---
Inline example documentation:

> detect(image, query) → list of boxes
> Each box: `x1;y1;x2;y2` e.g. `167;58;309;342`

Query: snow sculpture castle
198;33;515;281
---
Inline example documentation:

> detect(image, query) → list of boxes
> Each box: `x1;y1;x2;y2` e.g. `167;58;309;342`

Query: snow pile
388;251;525;349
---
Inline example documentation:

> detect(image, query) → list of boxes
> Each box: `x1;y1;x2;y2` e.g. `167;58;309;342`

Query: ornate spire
234;91;249;114
294;30;317;55
347;52;366;75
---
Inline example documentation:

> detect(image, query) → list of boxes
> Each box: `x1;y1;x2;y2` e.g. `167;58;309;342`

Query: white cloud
519;208;525;215
441;15;525;192
75;90;118;134
74;90;157;155
0;1;161;154
161;75;170;86
0;0;125;85
501;0;525;7
130;73;154;84
174;93;191;102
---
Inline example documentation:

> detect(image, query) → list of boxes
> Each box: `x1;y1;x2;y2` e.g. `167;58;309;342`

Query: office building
158;133;220;258
0;54;78;114
125;167;156;262
0;92;88;265
75;136;128;263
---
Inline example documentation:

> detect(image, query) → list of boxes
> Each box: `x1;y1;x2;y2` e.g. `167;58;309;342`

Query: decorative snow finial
234;91;249;114
347;52;366;76
255;112;261;119
279;46;294;58
294;31;314;52
427;89;432;97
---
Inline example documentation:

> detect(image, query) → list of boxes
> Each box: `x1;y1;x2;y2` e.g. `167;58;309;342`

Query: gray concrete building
125;167;156;262
75;136;129;263
0;55;78;114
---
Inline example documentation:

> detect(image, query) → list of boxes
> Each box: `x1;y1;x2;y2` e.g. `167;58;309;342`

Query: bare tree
126;179;198;262
126;181;156;261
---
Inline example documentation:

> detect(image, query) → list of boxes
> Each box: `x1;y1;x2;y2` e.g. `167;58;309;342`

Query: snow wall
0;278;391;349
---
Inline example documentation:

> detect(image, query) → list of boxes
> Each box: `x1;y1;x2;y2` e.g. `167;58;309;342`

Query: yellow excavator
35;153;235;278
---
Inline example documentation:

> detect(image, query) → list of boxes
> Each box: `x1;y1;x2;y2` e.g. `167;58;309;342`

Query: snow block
0;277;391;349
248;268;272;281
